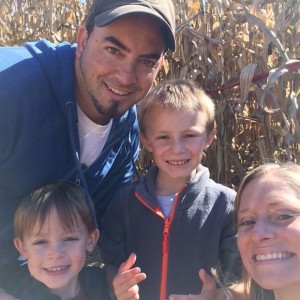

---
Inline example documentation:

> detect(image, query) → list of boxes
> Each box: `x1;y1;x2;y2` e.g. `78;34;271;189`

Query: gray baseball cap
87;0;176;51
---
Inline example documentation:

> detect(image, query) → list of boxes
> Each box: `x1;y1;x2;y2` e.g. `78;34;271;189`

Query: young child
100;79;241;300
5;180;111;300
235;163;300;300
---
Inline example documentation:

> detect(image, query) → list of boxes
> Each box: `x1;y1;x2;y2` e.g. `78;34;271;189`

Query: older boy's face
14;208;98;298
141;105;215;187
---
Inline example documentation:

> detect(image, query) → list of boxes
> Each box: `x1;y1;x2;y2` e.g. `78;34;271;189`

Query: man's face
75;14;166;125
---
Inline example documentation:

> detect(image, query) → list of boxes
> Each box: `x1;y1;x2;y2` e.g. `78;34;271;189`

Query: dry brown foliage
1;0;299;188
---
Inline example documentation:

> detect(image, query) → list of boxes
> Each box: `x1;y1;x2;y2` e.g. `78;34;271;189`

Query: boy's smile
14;207;98;299
141;105;215;193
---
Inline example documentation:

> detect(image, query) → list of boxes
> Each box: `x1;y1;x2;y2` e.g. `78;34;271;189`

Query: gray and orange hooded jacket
100;165;241;300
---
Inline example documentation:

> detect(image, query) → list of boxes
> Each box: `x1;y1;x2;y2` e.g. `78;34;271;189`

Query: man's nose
115;60;137;86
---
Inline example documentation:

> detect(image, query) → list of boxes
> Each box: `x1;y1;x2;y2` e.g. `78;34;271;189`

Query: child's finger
118;253;137;274
198;269;216;291
168;269;218;300
114;267;146;286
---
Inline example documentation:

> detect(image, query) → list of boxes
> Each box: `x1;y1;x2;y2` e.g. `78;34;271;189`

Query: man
0;0;175;297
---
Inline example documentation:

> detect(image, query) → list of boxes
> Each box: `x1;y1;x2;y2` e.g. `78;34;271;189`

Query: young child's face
14;207;99;298
237;173;300;293
141;104;215;185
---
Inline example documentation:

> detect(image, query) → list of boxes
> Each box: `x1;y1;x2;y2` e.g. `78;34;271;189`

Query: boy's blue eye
157;136;169;140
64;236;79;242
33;240;46;245
184;134;196;138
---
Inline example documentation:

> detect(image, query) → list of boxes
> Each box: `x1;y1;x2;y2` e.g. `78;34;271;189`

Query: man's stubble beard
79;52;122;120
90;93;120;120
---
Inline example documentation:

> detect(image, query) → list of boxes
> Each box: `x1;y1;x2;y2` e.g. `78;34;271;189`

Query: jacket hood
25;39;77;118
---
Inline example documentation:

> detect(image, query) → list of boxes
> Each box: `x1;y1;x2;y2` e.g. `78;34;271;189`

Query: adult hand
169;269;227;300
0;288;19;300
113;253;146;300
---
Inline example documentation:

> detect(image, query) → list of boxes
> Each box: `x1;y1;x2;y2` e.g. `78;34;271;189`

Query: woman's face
237;172;300;293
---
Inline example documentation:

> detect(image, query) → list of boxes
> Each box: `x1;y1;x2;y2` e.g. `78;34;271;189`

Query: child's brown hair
14;180;97;240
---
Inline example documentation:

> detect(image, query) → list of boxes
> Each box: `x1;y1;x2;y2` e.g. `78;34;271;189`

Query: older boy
100;80;241;300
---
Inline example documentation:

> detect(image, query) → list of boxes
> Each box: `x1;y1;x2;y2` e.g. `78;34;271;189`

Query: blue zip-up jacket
0;39;139;263
100;165;242;300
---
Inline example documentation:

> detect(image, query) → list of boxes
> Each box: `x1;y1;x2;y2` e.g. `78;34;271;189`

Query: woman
235;163;300;300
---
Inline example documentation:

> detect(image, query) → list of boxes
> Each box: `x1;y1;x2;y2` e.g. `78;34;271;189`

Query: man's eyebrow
103;36;163;60
142;53;163;60
104;36;129;52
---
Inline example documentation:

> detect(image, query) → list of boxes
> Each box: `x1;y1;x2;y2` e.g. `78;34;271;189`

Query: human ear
76;25;89;58
14;237;28;260
86;228;100;252
140;132;153;153
205;129;216;149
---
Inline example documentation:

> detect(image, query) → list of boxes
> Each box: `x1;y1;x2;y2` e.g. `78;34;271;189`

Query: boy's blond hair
138;79;215;135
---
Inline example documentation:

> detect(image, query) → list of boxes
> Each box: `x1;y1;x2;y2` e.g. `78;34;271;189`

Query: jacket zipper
135;184;187;299
160;217;170;300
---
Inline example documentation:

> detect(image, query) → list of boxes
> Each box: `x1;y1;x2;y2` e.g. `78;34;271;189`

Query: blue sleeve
91;115;140;227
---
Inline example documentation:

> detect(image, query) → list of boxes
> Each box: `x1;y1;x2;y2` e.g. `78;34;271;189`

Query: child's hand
113;253;146;300
168;269;226;300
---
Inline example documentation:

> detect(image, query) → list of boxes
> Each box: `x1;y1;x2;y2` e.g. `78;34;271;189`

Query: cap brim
94;5;175;51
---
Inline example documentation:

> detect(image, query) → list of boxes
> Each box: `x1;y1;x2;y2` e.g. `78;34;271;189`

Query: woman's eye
273;213;296;223
238;219;255;229
278;214;293;220
270;209;300;223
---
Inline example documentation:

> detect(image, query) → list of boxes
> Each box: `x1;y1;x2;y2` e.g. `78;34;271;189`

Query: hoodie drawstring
66;101;98;227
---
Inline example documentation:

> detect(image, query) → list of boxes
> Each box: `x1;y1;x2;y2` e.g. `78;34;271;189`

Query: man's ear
205;129;216;149
140;132;152;153
86;228;100;252
14;238;28;260
76;25;89;58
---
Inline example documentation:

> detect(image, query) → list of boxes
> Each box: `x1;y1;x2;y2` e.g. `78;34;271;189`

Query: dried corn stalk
1;0;299;188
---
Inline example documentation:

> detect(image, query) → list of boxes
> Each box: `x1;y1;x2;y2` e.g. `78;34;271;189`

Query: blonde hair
14;180;97;239
235;162;300;300
138;79;215;135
